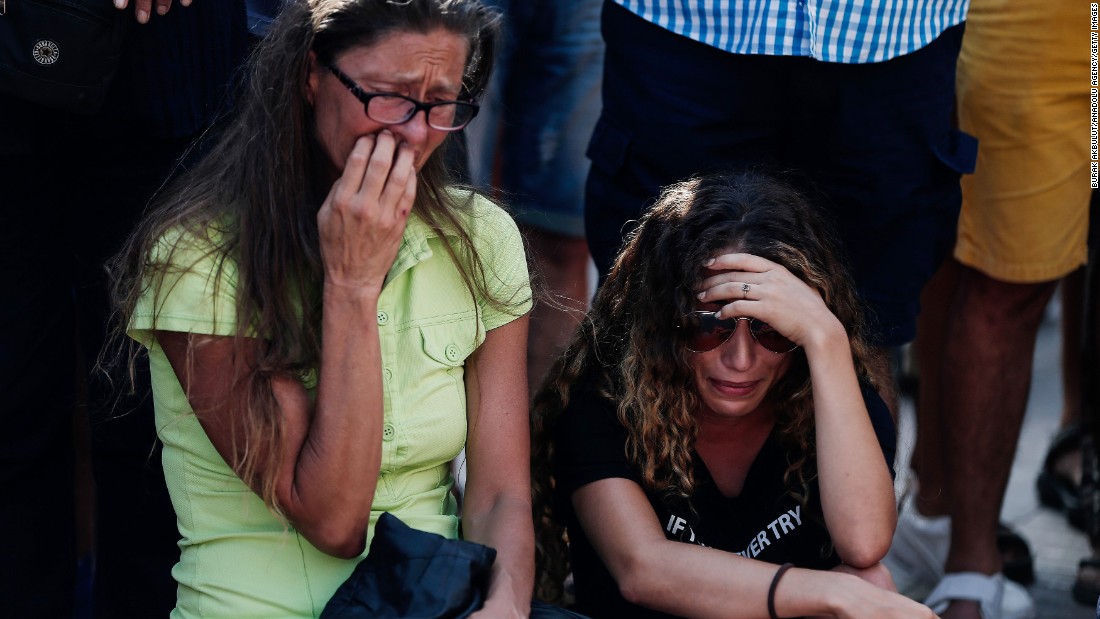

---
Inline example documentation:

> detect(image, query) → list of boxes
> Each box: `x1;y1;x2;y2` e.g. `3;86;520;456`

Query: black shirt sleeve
860;381;897;479
552;380;641;499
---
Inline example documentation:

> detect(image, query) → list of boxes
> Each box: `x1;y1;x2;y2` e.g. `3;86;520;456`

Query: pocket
0;0;132;114
933;128;978;175
418;318;483;367
585;113;632;177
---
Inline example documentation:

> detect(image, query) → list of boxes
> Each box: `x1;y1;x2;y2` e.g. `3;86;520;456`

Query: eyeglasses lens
443;104;476;129
366;96;475;130
367;95;416;124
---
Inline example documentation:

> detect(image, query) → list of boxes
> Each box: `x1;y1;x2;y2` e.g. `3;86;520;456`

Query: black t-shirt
551;375;896;619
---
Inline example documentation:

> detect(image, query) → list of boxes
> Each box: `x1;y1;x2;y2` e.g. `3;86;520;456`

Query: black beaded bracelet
767;562;795;619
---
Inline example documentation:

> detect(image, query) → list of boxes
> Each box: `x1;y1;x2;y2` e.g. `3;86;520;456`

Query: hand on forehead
698;253;776;293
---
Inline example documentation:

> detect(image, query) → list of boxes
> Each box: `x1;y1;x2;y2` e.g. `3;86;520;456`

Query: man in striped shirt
585;0;972;351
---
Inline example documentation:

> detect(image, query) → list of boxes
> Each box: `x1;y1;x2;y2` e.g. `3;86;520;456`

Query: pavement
894;307;1096;619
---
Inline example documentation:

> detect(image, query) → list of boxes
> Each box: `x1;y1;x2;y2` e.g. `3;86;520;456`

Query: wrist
820;572;860;616
768;563;795;618
323;278;383;303
802;315;849;358
774;568;852;618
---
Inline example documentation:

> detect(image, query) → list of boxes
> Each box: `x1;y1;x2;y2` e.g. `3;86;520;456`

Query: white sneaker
884;493;950;600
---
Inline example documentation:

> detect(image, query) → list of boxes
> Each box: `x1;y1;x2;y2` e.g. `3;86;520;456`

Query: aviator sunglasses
679;311;799;354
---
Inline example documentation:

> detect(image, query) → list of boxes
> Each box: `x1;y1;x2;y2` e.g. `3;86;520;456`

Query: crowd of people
0;0;1093;618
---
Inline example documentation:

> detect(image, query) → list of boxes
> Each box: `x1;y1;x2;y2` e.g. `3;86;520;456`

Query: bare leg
1049;268;1087;488
939;264;1056;618
1061;267;1085;428
523;226;590;394
912;259;961;518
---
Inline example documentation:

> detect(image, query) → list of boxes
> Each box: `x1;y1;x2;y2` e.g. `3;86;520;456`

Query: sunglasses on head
678;311;799;354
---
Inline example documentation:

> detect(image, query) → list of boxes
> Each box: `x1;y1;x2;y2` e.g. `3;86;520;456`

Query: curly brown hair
530;170;884;601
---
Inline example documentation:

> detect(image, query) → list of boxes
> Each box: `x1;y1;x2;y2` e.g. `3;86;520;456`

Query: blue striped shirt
612;0;969;63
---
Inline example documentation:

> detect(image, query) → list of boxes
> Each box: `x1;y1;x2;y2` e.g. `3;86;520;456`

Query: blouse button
445;344;460;362
377;311;389;325
382;423;396;442
383;367;393;382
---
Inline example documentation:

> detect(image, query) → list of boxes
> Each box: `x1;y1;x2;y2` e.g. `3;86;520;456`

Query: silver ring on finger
741;282;750;299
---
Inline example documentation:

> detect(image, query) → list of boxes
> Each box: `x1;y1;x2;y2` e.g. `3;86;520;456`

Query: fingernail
157;4;168;15
696;291;705;300
114;0;126;9
137;8;149;22
703;258;715;267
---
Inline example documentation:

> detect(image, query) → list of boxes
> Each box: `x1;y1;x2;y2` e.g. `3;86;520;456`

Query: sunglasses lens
682;313;797;353
683;312;732;352
750;319;796;353
688;329;731;353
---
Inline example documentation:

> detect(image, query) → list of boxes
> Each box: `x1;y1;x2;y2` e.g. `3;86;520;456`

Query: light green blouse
129;193;531;619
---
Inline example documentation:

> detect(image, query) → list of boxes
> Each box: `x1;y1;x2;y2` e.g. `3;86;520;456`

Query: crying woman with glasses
532;171;935;619
108;1;537;617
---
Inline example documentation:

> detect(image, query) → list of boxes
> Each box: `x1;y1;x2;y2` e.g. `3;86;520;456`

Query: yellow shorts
954;0;1091;283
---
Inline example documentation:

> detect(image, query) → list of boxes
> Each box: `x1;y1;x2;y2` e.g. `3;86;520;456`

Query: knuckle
346;152;370;170
329;194;347;212
333;189;357;210
365;162;388;178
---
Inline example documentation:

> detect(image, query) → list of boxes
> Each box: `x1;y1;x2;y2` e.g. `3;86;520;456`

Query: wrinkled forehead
335;28;470;91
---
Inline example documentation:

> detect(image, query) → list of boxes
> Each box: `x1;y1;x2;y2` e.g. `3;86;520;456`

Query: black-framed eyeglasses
326;65;479;131
678;311;799;354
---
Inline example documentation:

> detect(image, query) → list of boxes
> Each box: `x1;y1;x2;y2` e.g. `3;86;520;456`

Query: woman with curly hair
532;171;933;618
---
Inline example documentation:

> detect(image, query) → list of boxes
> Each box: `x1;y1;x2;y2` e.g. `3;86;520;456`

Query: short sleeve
553;384;641;498
463;194;532;331
861;382;898;479
128;226;240;347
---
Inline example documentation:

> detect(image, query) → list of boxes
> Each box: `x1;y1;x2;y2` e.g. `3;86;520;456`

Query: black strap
767;562;795;619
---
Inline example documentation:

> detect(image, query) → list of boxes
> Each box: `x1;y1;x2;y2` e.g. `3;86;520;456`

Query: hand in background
114;0;193;24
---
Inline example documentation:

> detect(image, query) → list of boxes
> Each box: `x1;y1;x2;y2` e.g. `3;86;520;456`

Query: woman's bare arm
156;132;417;558
700;252;897;566
461;316;535;619
573;478;930;619
157;284;384;557
801;325;897;567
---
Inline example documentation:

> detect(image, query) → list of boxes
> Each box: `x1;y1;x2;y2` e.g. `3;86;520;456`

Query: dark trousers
0;94;185;619
1;5;247;615
585;1;976;346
